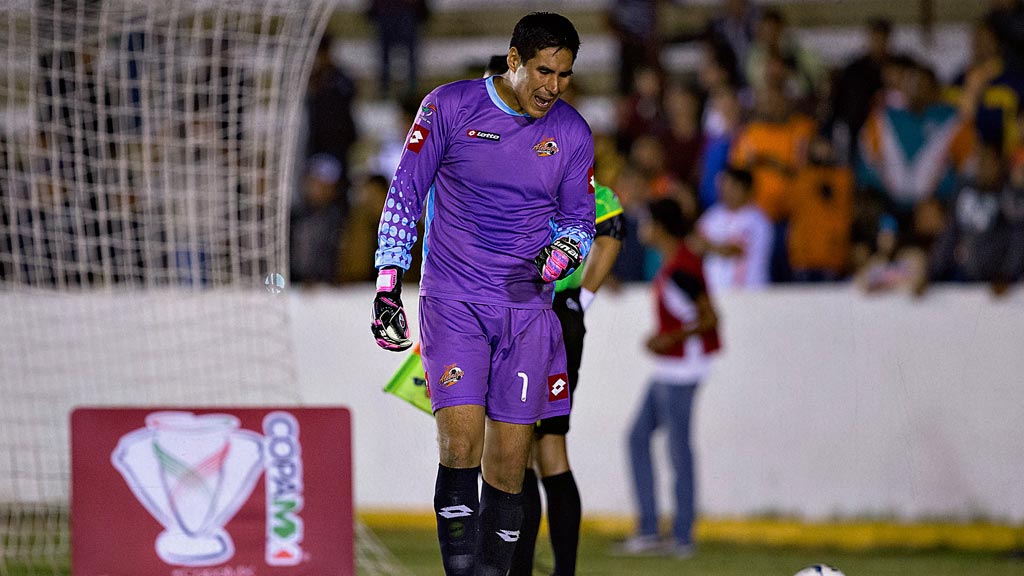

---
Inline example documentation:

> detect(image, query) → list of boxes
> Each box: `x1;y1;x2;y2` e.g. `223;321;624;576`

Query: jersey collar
486;76;530;117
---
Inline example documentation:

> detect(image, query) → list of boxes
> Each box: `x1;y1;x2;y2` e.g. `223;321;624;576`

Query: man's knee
438;433;482;468
435;405;487;468
535;434;570;478
482;465;526;494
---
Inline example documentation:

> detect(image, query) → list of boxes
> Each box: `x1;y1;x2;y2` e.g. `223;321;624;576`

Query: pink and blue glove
534;237;583;283
371;266;412;351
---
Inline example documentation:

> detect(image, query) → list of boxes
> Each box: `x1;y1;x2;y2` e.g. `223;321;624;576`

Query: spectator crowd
292;0;1024;297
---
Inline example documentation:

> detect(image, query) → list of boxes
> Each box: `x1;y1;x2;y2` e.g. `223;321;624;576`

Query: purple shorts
418;296;570;424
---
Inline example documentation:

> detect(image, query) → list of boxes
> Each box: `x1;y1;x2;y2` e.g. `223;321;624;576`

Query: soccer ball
794;565;845;576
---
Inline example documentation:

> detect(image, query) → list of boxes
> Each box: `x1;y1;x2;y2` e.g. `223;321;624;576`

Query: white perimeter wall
289;285;1024;523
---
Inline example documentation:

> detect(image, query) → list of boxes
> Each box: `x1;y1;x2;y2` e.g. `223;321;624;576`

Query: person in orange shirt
729;85;816;222
787;136;854;281
729;85;815;281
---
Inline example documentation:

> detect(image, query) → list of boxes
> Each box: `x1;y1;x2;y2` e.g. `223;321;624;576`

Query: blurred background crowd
289;0;1024;298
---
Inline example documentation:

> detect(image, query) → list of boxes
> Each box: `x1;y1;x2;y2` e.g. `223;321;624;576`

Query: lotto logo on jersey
467;129;501;141
407;124;430;153
588;166;595;194
548;373;568;402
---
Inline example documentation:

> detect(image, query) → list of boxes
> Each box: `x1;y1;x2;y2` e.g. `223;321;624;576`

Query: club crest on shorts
532;137;558;157
440;364;464;387
548;373;568;401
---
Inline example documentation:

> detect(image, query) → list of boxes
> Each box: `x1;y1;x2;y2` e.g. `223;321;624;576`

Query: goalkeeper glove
371;266;412;351
534;237;583;283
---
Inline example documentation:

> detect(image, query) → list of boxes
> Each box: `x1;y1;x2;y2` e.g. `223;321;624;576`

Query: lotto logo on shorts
548;373;568;402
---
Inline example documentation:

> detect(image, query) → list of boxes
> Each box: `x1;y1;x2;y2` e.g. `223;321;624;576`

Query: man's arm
374;91;449;271
578;193;625;308
372;89;450;350
535;127;597;282
646;271;719;353
553;133;597;258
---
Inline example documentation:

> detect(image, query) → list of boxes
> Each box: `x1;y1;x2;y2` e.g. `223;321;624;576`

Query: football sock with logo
543;470;581;576
475;479;524;576
434;464;481;575
508;468;541;576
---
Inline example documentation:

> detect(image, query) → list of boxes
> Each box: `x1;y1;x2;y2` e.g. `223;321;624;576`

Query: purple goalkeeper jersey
375;77;596;309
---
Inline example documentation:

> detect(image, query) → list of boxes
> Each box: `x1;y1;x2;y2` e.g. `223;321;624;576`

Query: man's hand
534;237;583;283
371;266;412;351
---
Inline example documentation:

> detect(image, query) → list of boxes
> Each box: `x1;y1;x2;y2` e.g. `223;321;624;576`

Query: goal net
0;0;337;572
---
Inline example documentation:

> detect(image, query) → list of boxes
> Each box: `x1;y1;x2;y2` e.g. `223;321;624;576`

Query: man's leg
628;384;662;538
665;384;698;547
531;287;585;575
435;405;486;576
508;462;541;576
477;418;534;576
536;434;580;576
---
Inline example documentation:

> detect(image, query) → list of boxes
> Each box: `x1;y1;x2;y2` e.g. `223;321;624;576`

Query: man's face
507;46;575;118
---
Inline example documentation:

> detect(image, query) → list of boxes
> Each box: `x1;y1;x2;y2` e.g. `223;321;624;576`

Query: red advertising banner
71;407;353;576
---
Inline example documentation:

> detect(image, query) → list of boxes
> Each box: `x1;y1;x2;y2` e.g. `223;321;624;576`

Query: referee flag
383;343;433;415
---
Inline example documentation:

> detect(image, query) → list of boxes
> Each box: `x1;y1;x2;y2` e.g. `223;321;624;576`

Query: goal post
0;0;337;572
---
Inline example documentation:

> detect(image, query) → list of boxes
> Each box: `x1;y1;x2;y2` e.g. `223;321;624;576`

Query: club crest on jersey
532;137;559;157
440;364;465;387
548;373;568;401
407;124;430;153
467;129;501;141
418;103;437;124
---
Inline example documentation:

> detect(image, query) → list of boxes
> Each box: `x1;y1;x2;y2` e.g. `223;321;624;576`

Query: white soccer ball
794;565;845;576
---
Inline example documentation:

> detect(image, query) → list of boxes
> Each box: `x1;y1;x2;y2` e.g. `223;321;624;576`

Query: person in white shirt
695;166;773;291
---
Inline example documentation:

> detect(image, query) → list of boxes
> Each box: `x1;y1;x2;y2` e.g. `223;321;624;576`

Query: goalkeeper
510;182;623;576
370;12;594;576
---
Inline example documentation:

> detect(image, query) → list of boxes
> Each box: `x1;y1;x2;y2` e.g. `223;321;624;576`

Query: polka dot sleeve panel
374;89;449;270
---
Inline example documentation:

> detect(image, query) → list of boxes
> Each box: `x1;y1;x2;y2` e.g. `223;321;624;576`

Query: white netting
0;0;337;572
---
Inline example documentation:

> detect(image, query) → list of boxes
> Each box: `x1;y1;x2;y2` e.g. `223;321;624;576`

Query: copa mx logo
263;411;305;565
110;411;305;568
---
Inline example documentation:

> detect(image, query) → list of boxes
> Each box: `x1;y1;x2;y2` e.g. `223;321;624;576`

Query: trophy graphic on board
112;411;264;566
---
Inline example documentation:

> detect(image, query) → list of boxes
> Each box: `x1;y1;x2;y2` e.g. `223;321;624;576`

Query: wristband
580;287;596;312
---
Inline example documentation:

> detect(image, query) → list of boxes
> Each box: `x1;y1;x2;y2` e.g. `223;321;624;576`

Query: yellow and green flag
383;343;432;415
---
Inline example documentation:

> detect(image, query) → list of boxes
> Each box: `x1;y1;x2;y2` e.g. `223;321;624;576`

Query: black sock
508;469;541;576
475;479;524;576
543;470;581;576
434;464;480;575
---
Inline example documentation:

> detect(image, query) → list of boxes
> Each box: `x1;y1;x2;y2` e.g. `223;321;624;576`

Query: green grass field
371;526;1024;576
4;525;1021;575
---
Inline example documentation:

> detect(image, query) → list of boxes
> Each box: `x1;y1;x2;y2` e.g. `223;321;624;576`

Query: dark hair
723;165;754;191
868;17;892;36
885;53;917;70
510;12;581;63
760;7;786;26
647;198;693;239
485;54;508;77
700;32;741;88
367;174;389;190
317;34;333;54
